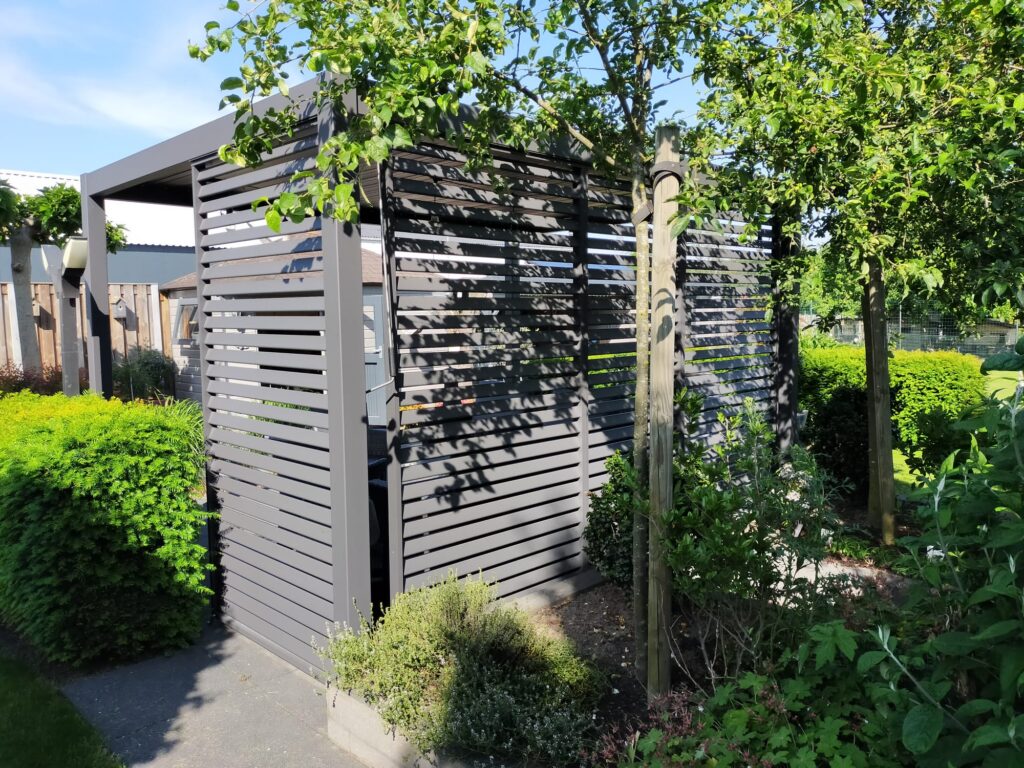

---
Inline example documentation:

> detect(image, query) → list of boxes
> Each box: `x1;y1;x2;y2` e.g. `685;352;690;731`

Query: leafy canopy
0;181;126;252
680;0;1024;304
190;0;699;225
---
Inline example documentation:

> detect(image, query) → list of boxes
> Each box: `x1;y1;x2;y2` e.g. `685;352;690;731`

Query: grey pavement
62;626;365;768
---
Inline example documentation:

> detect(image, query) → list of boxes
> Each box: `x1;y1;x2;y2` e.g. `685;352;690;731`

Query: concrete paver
62;627;364;768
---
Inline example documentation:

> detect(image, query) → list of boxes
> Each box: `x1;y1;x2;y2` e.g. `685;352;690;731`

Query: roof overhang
81;79;321;205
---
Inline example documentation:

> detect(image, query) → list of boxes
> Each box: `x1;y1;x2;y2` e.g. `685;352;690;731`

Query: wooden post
863;256;896;544
648;126;680;700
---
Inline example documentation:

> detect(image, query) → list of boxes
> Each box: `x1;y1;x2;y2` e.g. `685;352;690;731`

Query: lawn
0;654;123;768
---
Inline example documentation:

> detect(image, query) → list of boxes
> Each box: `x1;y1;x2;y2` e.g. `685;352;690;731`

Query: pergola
80;78;796;672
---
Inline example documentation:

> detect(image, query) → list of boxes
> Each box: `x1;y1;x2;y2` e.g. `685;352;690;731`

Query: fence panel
193;119;347;671
0;282;162;370
383;145;777;600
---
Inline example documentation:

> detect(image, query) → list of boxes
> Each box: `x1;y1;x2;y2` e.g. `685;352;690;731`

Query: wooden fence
0;282;165;370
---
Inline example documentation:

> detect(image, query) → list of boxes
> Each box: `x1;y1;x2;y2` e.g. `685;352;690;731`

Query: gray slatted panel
388;144;603;598
194;122;334;671
679;222;775;439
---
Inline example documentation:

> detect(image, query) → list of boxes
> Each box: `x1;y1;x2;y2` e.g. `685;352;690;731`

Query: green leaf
973;619;1022;642
465;50;489;74
1014;94;1024;112
982;351;1024;374
220;76;245;91
226;0;239;10
856;650;887;673
264;207;282;232
902;703;944;755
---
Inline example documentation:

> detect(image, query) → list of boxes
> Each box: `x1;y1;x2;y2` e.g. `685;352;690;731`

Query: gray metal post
379;159;405;600
320;93;372;628
57;276;81;396
81;180;113;397
573;164;591;538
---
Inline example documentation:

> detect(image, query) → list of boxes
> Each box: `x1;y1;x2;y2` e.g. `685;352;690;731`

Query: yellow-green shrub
800;346;985;486
0;393;211;664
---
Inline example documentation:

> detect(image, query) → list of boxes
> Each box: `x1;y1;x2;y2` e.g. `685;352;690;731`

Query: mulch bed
529;582;647;729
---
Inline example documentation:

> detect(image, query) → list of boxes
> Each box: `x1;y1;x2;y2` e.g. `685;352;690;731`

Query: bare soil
529;582;647;728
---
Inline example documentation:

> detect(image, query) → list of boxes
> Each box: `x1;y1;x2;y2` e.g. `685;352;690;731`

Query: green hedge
800;346;985;486
0;393;211;664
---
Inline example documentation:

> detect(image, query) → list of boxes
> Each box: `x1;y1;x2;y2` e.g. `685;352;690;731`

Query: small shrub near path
326;575;604;767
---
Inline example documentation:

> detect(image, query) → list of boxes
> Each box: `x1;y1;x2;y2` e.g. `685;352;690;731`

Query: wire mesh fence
802;308;1020;358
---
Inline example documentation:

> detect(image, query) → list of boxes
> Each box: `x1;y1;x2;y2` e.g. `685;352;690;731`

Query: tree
677;0;1024;543
192;0;698;694
0;181;126;374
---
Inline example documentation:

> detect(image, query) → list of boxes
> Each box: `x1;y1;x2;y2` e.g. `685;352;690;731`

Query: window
174;299;199;342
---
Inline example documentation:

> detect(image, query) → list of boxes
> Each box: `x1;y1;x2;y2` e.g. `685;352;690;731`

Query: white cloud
73;81;224;137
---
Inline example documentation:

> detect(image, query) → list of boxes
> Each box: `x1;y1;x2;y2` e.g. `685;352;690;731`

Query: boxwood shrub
326;575;603;766
0;392;211;664
800;346;985;486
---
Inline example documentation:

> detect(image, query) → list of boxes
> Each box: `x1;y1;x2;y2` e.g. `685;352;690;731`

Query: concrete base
325;690;454;768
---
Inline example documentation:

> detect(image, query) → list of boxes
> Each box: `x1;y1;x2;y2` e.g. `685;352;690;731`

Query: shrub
325;575;603;766
0;363;65;395
600;625;909;767
0;393;211;664
584;451;638;589
860;391;1024;766
800;346;985;486
664;400;847;690
113;349;175;401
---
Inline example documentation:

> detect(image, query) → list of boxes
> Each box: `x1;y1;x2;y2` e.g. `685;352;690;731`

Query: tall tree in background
193;0;698;694
679;0;1024;543
0;181;126;374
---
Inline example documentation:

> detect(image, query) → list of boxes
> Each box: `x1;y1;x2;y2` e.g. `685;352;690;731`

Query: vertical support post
863;257;896;545
573;164;591;544
57;276;81;396
81;179;113;397
192;162;221;608
647;126;680;700
771;217;800;453
321;92;372;627
379;159;405;601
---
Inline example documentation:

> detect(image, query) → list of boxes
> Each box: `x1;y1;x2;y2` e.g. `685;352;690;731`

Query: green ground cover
0;654;122;768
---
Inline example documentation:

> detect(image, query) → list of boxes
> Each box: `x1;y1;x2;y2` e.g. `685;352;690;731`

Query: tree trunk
862;257;896;544
631;164;651;681
647;126;679;701
9;223;41;372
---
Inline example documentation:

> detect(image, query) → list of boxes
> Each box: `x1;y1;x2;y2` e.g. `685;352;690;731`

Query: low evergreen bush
584;451;638;589
0;393;211;664
325;575;603;766
800;346;985;486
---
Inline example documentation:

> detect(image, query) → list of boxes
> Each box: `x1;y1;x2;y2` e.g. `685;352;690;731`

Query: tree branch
574;0;635;127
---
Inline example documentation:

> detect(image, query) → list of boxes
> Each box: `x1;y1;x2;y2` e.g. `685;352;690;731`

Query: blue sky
0;0;240;175
1;1;704;177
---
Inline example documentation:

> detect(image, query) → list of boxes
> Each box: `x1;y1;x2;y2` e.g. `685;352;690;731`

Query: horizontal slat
204;296;326;314
204;276;325;298
206;332;326;351
399;420;578;463
404;469;581;520
206;363;327;390
215;475;330;525
208;411;329;449
403;513;581;575
401;433;582;482
205;347;327;372
206;379;327;410
219;536;332;602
